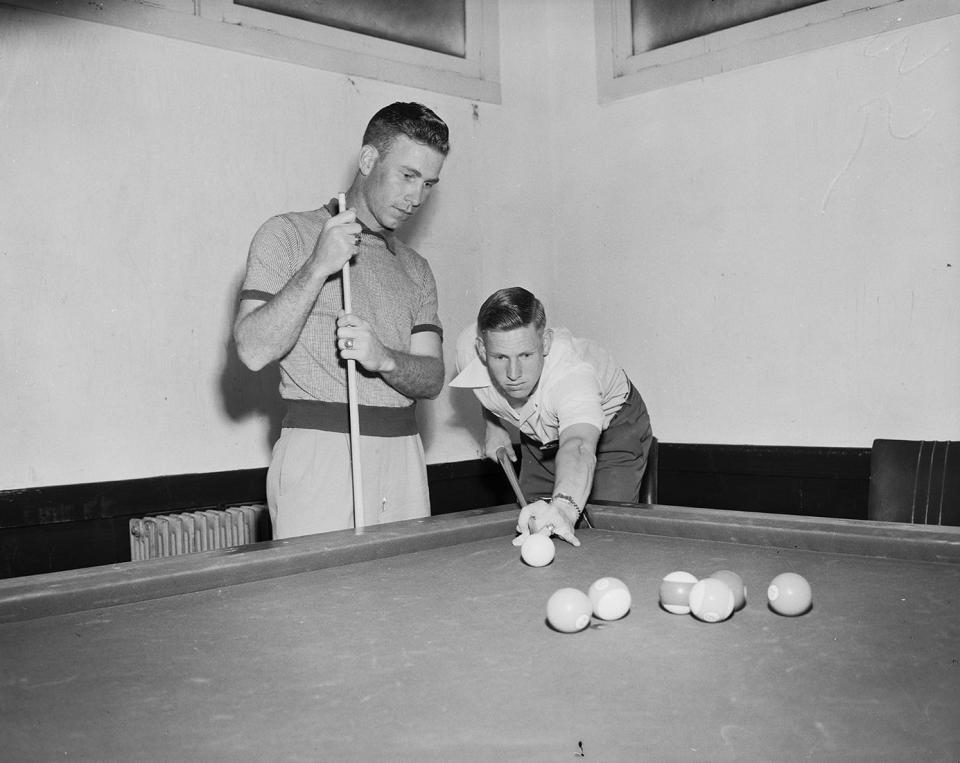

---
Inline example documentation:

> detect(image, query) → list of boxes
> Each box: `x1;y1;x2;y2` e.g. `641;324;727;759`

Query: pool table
1;503;959;761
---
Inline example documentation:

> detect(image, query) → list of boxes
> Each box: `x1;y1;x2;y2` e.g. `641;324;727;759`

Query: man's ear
358;144;379;176
475;335;487;363
542;327;554;356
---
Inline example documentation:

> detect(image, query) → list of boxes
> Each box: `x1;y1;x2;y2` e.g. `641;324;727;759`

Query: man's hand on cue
336;310;392;373
511;498;581;548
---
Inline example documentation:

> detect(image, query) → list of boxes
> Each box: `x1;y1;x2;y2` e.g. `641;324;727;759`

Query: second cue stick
495;446;594;529
496;447;527;507
339;192;365;530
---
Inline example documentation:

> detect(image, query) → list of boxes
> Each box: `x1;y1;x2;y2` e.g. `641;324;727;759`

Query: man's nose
507;359;521;380
405;183;425;208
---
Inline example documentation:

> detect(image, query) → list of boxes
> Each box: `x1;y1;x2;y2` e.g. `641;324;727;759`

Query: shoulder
391;236;437;286
455;322;480;369
392;237;430;268
543;328;601;392
544;327;581;367
254;208;327;245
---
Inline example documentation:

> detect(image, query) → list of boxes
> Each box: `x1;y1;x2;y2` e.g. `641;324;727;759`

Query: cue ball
588;577;631;620
689;578;735;623
546;588;593;633
659;571;698;614
710;569;746;611
767;572;812;616
520;533;555;567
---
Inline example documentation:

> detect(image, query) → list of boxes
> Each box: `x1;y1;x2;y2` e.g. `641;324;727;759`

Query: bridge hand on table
511;498;581;548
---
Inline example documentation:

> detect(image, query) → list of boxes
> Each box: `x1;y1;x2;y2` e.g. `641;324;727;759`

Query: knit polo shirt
451;323;629;445
240;202;442;415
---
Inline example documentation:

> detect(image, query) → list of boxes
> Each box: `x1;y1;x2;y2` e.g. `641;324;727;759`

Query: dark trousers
519;382;653;503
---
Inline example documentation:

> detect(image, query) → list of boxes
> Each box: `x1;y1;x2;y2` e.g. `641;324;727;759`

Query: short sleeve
410;260;443;339
240;216;301;301
547;365;605;435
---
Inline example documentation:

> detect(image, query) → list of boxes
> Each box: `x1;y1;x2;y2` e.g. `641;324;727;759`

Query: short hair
477;287;546;334
362;102;450;157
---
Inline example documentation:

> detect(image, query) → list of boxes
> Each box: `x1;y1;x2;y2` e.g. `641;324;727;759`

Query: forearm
234;269;326;371
379;349;445;399
237;209;359;371
552;436;597;512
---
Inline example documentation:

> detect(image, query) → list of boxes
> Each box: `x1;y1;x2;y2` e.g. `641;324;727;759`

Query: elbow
420;375;444;400
240;351;270;373
236;344;267;372
423;358;445;399
234;328;270;372
562;438;597;467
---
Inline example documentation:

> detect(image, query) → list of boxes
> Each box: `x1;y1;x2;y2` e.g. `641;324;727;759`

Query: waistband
283;399;419;437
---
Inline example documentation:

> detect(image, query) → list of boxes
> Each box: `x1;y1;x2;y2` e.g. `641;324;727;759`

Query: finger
325;210;357;230
554;526;581;547
516;505;533;532
511;532;529;547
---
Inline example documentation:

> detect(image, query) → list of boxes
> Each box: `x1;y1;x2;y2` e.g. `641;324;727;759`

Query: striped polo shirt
240;202;442;431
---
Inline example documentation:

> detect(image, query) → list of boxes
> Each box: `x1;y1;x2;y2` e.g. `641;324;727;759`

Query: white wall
1;2;958;491
542;2;960;447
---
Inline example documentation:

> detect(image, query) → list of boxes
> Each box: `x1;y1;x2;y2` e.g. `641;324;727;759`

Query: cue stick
496;446;527;507
339;192;365;530
495;446;594;529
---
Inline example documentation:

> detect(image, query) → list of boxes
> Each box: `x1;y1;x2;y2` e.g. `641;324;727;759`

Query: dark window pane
238;0;467;58
632;0;828;54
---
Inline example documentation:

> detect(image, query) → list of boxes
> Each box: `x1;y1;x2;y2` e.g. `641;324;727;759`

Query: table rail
590;503;960;564
0;506;518;624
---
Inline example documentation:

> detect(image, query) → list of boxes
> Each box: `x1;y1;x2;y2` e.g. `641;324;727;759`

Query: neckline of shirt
324;198;398;255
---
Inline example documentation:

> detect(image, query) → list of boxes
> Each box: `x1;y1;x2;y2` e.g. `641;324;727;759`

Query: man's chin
505;389;529;402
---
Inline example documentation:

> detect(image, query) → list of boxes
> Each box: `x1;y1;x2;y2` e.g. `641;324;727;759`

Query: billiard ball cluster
520;535;811;630
659;569;812;621
546;577;632;633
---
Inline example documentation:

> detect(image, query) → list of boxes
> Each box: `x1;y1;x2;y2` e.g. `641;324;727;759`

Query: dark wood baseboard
0;443;870;578
659;443;871;521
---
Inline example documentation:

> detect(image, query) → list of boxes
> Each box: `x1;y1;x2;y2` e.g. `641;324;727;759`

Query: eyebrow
400;165;440;184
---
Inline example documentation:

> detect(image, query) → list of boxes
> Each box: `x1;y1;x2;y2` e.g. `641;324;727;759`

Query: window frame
6;0;501;104
594;0;960;102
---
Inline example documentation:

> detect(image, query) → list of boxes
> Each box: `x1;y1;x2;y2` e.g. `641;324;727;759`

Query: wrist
377;346;397;374
549;492;581;520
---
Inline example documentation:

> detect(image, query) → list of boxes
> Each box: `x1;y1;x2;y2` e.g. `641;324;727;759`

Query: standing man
451;287;653;547
235;102;449;538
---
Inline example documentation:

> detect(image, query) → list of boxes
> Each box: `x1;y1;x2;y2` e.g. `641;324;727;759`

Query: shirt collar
324;198;398;255
449;357;491;388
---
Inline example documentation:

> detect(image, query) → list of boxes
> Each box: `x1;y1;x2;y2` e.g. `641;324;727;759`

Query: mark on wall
820;32;948;212
820;97;936;212
863;33;951;74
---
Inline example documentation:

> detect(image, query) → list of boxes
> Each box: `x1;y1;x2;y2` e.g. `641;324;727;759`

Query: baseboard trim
0;443;871;577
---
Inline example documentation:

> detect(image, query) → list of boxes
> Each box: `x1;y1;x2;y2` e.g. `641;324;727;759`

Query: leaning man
451;287;653;547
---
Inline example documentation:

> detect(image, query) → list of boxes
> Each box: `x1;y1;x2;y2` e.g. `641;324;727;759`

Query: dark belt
283;399;419;437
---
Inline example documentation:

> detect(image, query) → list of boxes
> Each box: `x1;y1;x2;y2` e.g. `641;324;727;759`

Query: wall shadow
218;271;284;451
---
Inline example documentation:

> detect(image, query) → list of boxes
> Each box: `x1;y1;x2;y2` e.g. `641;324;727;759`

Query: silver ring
344;338;354;350
354;233;361;246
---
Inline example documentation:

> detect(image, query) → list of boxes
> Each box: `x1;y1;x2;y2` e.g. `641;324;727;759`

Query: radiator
129;504;268;561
